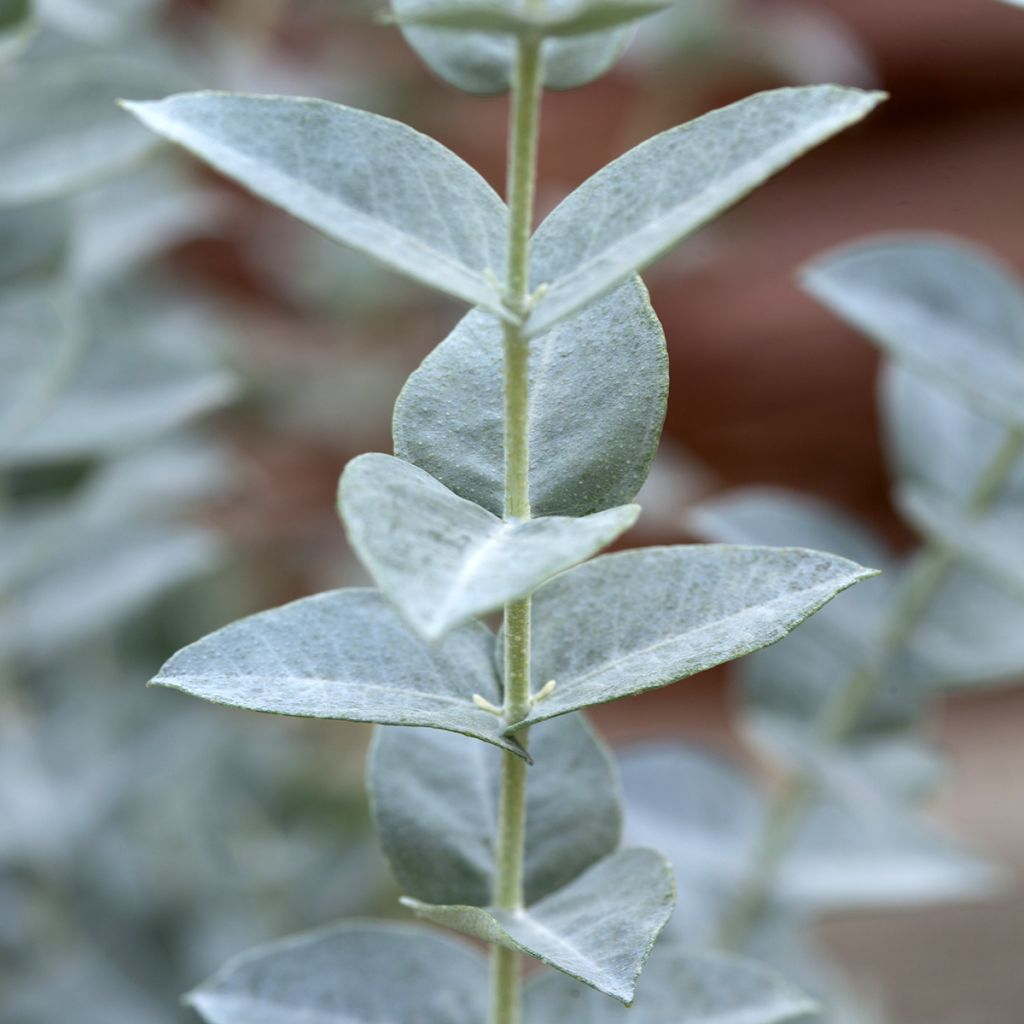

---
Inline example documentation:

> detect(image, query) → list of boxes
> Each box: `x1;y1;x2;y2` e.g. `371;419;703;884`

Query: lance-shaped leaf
340;453;638;639
369;714;621;907
152;589;527;757
527;86;885;336
403;847;674;1004
803;235;1024;428
186;921;488;1024
392;1;670;37
0;57;176;206
394;276;667;518
392;0;636;96
525;942;817;1024
514;545;877;730
123;92;508;313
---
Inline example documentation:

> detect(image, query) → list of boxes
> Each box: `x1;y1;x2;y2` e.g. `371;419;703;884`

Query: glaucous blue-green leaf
392;0;670;37
514;544;877;730
123;92;509;314
0;201;68;282
0;0;33;62
152;589;527;757
526;86;885;336
37;0;162;42
403;847;674;1004
0;281;236;466
0;57;176;206
339;452;639;639
392;0;637;96
393;277;668;517
186;921;488;1024
525;942;817;1024
369;714;621;907
802;236;1024;427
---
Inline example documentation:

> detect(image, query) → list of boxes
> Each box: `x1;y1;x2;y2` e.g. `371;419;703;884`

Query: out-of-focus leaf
0;0;33;62
525;941;817;1024
516;545;876;729
392;0;636;95
393;276;667;518
0;201;68;282
123;93;509;314
369;714;621;907
0;57;177;205
527;87;885;336
339;452;638;639
803;236;1024;427
404;848;674;1004
152;589;527;756
0;282;236;466
36;0;162;42
186;922;488;1024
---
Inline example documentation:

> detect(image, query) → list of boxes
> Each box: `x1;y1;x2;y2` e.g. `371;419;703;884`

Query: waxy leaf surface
517;544;876;729
187;921;488;1024
525;942;816;1024
404;847;674;1004
123;92;508;313
340;452;638;639
393;276;667;517
527;86;885;335
369;714;621;907
392;0;635;95
0;57;174;205
153;589;526;756
803;235;1024;427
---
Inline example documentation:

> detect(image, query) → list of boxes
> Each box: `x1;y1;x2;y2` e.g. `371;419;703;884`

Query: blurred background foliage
1;2;1023;1022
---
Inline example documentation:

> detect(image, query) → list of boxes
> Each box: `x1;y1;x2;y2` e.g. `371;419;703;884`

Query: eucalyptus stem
489;30;544;1024
717;425;1024;951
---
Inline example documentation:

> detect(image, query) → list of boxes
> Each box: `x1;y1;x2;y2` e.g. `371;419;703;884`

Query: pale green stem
717;425;1024;950
489;30;544;1024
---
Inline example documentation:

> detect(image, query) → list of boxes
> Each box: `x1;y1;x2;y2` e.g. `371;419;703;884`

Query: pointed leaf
340;453;638;639
0;56;175;205
525;942;817;1024
803;235;1024;427
527;86;885;335
517;545;877;730
393;276;667;517
152;588;526;756
186;921;488;1024
403;847;674;1004
123;92;509;313
369;714;622;907
392;0;635;96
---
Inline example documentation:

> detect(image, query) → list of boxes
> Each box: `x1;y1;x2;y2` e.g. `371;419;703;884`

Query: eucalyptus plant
120;3;892;1022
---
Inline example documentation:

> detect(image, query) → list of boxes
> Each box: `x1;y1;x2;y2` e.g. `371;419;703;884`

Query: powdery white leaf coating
339;452;638;639
152;589;527;757
0;57;174;205
186;921;488;1024
403;847;674;1004
527;86;885;335
803;235;1024;427
369;714;622;907
525;942;817;1024
516;544;877;730
123;92;509;313
393;276;668;517
392;0;636;96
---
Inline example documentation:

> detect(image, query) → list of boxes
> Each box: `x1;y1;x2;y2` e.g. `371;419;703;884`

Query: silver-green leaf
393;276;667;517
186;921;488;1024
152;589;527;757
0;0;33;62
802;235;1024;428
339;452;638;639
122;92;509;313
516;545;877;730
392;0;636;96
369;714;621;907
525;942;817;1024
403;847;675;1004
527;86;886;336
